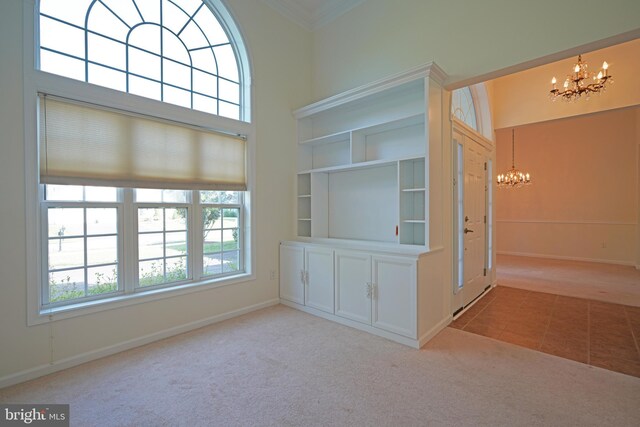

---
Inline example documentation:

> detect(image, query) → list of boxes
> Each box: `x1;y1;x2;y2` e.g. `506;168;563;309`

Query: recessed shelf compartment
294;73;430;247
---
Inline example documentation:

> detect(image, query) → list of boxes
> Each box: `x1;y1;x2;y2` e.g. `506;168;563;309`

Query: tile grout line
586;301;591;366
624;307;640;359
538;294;557;351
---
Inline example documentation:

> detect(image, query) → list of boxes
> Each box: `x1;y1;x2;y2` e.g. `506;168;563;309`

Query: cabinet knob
366;282;372;298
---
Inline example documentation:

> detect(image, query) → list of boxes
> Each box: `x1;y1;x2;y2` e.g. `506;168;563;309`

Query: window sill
29;273;255;326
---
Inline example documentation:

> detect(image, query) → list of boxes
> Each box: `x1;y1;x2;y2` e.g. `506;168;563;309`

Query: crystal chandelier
497;129;531;188
549;54;612;101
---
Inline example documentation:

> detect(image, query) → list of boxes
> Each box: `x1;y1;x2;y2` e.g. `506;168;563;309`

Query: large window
43;186;243;307
30;0;252;318
39;0;244;120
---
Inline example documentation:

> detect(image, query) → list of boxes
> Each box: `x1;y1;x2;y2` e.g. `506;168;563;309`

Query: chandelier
549;54;612;101
497;129;531;188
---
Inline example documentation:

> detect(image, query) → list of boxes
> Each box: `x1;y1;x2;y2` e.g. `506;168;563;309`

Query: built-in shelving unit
294;76;430;247
282;63;450;349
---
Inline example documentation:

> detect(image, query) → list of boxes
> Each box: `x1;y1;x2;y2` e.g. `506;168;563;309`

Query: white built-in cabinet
282;64;449;348
279;244;334;314
335;250;416;338
280;242;420;345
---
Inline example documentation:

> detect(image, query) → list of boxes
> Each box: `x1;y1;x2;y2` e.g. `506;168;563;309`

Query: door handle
464;228;474;234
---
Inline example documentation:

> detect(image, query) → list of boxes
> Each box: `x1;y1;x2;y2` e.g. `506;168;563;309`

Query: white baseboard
496;251;635;267
0;299;280;390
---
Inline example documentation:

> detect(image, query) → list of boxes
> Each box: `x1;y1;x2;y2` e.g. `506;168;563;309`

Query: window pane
166;208;187;231
191;49;217;76
88;64;127;91
86;1;129;42
87;236;117;265
85;186;118;202
136;189;189;203
162;1;189;34
203;253;222;276
181;20;208;50
87;33;126;70
87;265;118;295
139;259;165;287
194;8;229;46
219;79;239;104
138;208;164;232
166;256;188;282
222;209;239;228
202;208;221;230
46;185;84;201
193;70;217;97
139;233;164;260
40;16;85;59
213;45;238;82
101;0;141;28
223;251;239;273
165;232;187;256
40;50;85;81
203;229;222;254
129;75;161;101
219;101;240;120
201;191;239;204
163;59;191;90
163;84;192;109
40;0;94;28
129;46;161;81
193;94;216;115
162;28;190;64
223;229;239;251
49;268;85;303
48;208;84;237
48;237;84;270
87;208;118;235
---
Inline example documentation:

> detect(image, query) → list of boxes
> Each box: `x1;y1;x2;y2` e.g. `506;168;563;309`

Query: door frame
451;119;495;314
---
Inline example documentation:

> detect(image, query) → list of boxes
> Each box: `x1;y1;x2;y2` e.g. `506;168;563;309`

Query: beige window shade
39;96;246;191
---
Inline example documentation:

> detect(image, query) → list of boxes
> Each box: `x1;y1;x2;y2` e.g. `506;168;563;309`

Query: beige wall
312;0;640;100
0;0;312;384
495;108;639;264
492;38;640;129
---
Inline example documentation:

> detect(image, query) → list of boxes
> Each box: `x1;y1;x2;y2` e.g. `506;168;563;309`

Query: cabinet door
334;250;371;325
371;255;417;338
304;247;334;313
279;245;305;304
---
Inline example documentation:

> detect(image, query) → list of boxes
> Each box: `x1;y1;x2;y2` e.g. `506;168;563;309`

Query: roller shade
39;95;246;191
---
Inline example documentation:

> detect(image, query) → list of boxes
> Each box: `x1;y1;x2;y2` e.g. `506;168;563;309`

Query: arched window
39;0;248;120
28;0;253;319
451;87;478;131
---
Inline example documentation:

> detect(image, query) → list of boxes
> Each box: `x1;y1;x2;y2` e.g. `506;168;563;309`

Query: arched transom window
451;87;478;131
39;0;245;120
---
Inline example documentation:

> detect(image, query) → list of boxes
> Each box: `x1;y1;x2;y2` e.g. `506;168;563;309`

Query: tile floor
450;286;640;378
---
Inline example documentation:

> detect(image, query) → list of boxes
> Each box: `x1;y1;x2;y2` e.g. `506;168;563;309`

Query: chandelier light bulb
549;54;612;102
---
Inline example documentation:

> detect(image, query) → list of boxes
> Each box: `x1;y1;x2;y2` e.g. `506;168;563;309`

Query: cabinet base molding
280;299;424;348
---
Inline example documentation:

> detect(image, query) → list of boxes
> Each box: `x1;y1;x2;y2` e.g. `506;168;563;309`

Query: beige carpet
1;305;639;426
497;254;640;306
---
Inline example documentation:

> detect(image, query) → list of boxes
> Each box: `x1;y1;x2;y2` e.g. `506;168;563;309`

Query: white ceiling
262;0;367;31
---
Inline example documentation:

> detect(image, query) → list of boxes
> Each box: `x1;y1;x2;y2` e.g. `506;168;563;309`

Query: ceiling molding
262;0;367;31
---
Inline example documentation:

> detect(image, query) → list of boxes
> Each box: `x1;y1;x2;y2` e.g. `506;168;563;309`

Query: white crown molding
262;0;367;31
294;62;449;118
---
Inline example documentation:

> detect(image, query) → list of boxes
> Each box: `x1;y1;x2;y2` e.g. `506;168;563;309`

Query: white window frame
24;0;256;326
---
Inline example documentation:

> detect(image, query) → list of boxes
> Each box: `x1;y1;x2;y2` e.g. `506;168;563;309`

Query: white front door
462;141;487;306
